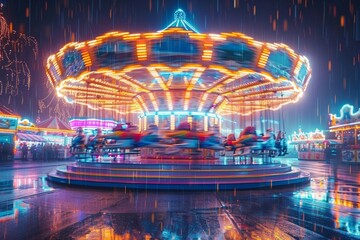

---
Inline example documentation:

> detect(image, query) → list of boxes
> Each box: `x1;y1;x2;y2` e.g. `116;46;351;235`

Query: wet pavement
0;158;360;239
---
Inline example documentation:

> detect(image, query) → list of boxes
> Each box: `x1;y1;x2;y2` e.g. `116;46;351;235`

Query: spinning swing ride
46;9;312;190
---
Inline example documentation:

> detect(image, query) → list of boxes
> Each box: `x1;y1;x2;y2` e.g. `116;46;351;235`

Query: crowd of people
0;142;14;160
18;142;70;161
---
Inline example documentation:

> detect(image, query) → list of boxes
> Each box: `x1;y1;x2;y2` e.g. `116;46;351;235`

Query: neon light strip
158;20;177;32
69;119;117;130
183;91;191;111
330;104;360;121
139;111;221;118
183;20;199;33
293;57;303;75
166;91;173;110
170;115;175;130
136;43;147;60
157;111;172;115
134;98;144;113
257;47;270;68
81;51;92;67
186;68;205;91
158;19;200;34
198;93;208;112
148;93;159;111
136;95;149;112
204;116;208;131
143;117;147;130
147;67;169;90
174;111;189;115
329;121;360;129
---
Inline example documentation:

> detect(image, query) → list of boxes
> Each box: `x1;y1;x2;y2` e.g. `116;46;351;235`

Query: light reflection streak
12;176;54;192
0;200;29;223
294;177;360;236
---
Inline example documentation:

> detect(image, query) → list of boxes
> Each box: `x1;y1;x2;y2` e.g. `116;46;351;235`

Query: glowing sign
291;129;325;142
0;117;18;130
329;104;360;126
69;118;118;130
18;119;35;127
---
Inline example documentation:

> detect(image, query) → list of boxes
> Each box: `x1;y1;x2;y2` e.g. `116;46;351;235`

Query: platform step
46;160;310;190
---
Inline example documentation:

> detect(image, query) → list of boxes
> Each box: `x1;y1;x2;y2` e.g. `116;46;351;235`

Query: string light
0;14;38;98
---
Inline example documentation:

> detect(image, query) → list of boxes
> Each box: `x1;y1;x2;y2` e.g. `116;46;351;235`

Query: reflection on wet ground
1;159;360;239
0;176;54;202
0;200;29;224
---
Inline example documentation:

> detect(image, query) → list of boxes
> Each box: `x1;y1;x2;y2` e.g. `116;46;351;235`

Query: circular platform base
47;157;310;190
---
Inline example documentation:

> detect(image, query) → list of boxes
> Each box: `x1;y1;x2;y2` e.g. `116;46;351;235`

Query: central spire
174;9;186;21
159;9;199;33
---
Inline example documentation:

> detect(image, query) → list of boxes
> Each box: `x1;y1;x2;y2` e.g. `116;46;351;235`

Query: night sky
1;0;360;133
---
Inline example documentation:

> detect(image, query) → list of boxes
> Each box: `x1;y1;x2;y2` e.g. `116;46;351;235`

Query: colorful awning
16;133;47;142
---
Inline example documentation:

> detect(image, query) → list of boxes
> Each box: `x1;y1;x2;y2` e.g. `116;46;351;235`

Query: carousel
46;9;312;190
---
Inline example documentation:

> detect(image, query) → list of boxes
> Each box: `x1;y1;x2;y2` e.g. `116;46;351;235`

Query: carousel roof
46;10;311;116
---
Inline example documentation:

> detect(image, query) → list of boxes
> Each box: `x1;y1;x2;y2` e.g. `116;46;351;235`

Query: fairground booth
15;117;75;159
0;105;21;160
290;129;342;161
36;117;74;145
16;119;47;159
329;104;360;163
37;117;75;159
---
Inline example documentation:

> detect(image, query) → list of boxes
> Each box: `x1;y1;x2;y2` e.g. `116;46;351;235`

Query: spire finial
159;9;199;33
174;9;186;21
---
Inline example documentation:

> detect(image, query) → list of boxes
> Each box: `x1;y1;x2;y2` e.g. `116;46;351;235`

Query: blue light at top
159;9;200;33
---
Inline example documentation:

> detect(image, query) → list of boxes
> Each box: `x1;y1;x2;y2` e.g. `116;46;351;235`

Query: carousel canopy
46;10;311;117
